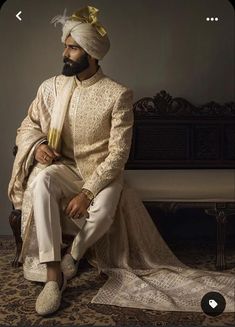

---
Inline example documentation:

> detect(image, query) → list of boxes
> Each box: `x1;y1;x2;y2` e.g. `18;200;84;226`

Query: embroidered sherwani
8;69;235;313
9;67;133;208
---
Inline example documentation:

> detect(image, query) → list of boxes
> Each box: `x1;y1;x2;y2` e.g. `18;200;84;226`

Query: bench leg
8;209;23;267
215;210;227;271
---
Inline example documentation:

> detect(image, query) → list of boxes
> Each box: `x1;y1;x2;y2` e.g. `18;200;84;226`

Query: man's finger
40;145;56;158
43;148;56;158
71;209;80;219
53;150;61;157
40;156;52;165
72;211;80;219
81;210;89;218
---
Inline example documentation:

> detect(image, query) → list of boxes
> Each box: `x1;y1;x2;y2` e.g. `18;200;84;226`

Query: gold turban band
70;6;107;37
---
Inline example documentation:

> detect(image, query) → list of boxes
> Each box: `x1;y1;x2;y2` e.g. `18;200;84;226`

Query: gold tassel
48;128;61;151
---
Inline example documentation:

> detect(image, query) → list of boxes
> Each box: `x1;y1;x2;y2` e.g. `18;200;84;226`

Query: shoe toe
35;280;65;316
61;254;78;280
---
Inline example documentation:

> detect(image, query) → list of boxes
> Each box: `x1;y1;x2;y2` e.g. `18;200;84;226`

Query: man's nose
62;48;69;58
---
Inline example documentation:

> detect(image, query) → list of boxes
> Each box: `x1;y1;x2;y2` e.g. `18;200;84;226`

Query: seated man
8;6;133;316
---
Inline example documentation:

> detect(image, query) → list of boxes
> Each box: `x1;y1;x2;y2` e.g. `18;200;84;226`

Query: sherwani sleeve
82;88;134;197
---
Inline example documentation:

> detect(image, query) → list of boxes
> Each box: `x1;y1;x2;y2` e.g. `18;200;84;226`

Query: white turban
52;6;110;60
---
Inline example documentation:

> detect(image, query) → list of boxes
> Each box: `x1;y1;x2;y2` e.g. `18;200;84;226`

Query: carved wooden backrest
126;90;235;169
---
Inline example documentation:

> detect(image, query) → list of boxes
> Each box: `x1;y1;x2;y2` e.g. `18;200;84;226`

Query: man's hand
34;143;60;164
65;192;91;219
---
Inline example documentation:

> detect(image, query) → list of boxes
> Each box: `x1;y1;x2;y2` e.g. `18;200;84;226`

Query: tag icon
201;292;226;316
209;299;218;309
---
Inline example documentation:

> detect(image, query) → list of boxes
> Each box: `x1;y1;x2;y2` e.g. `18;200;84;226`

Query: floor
0;235;235;327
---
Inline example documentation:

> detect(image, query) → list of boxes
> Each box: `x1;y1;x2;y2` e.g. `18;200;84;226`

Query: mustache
63;57;75;65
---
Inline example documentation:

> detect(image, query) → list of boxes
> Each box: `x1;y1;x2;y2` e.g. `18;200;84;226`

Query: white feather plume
51;8;69;27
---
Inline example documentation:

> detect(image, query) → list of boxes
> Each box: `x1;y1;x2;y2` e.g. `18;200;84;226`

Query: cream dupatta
48;76;76;151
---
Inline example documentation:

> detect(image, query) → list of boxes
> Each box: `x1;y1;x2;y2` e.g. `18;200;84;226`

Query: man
8;6;133;316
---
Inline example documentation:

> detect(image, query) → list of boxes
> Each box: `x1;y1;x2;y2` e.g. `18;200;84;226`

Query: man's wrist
81;188;94;202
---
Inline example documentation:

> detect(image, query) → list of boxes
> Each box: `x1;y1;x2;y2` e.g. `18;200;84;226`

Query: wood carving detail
134;90;235;117
127;90;235;169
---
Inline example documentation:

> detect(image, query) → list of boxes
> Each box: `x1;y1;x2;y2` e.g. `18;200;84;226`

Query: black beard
62;53;89;76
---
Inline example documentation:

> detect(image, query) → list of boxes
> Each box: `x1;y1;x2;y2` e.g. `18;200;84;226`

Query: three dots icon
206;17;219;21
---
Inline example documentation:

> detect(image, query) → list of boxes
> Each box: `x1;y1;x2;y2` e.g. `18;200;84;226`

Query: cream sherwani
58;67;133;197
9;67;134;263
9;67;133;205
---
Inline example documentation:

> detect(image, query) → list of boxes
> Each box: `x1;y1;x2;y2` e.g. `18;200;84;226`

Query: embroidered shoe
35;273;67;316
61;253;79;280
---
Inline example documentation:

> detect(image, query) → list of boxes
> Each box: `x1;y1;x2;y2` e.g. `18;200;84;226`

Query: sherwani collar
75;67;104;88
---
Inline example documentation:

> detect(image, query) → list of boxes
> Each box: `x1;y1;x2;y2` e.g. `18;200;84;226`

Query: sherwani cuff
82;173;117;198
81;181;98;198
82;185;98;198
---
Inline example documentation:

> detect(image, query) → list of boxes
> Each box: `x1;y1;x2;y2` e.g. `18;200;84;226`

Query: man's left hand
65;192;91;219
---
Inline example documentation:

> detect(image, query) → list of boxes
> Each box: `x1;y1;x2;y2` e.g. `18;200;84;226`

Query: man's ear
88;54;96;61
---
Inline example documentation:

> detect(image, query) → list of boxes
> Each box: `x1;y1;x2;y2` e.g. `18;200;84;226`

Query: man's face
62;35;90;76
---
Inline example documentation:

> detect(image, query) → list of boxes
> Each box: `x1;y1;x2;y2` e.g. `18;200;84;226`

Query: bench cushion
124;170;235;202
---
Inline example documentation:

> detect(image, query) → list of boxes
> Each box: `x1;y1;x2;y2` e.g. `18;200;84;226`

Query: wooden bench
125;90;235;270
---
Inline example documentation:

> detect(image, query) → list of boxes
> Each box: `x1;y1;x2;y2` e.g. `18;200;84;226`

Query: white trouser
30;162;124;263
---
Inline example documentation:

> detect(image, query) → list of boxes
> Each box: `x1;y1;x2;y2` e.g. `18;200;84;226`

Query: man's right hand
34;143;61;164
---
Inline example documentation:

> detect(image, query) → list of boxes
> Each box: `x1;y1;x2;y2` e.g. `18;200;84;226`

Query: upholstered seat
124;169;235;202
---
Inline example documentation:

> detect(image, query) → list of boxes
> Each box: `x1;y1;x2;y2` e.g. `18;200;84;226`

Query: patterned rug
0;235;235;327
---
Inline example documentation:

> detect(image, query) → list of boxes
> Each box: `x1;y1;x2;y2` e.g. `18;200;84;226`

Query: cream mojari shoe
61;253;79;280
35;273;67;316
